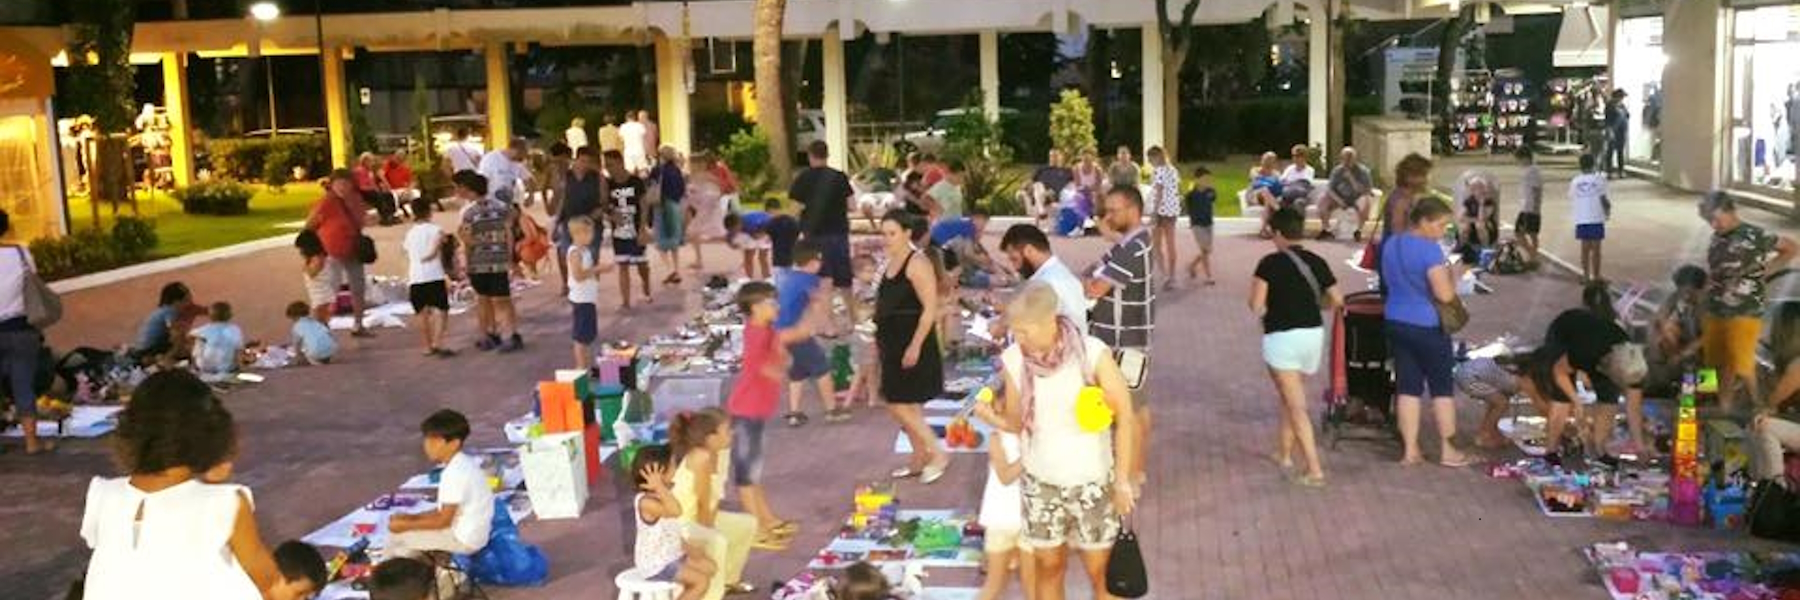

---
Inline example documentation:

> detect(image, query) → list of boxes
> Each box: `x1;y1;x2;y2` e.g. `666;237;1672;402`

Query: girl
836;562;892;600
1146;146;1181;289
295;230;333;325
670;409;760;597
685;153;729;272
633;444;718;600
972;397;1033;600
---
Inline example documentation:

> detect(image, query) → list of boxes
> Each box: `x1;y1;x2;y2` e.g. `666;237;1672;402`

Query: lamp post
250;2;280;133
248;1;331;160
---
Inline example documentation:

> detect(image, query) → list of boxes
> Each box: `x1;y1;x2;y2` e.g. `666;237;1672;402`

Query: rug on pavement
3;405;124;438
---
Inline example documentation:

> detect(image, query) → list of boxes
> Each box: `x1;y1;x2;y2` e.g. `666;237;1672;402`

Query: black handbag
332;195;378;264
1106;518;1149;598
1748;479;1800;543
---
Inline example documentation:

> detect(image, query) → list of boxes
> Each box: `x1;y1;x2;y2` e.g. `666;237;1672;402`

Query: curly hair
113;370;238;475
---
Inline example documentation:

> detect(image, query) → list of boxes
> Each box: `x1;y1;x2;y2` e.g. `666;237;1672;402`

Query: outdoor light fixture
250;2;281;22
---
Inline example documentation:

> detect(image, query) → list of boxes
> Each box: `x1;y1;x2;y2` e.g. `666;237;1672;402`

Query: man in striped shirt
1086;184;1155;487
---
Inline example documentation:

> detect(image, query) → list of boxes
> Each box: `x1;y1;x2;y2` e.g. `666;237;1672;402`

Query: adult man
556;147;608;297
1022;149;1075;227
1320;146;1375;240
1701;192;1798;409
456;171;523;353
620;112;649;174
1604;89;1629;178
929;209;1004;287
639;110;660;154
1084;185;1155;485
999;224;1086;329
789;141;858;329
443;127;484;175
597;114;625;155
478;138;532;205
564;117;589;153
305;169;373;337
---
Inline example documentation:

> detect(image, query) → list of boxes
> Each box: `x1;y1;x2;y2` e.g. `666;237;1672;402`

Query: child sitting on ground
729;282;800;544
285;301;337;366
296;230;334;324
271;540;329;600
189;302;245;378
367;557;434;600
633;444;717;600
566;216;603;370
386;410;494;559
973;397;1033;600
725;211;773;280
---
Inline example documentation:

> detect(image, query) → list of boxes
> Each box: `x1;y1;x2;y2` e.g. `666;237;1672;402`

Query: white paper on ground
2;405;124;438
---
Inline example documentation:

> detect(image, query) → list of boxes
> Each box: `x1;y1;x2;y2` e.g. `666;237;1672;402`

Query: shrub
109;216;158;258
942;92;1024;215
173;179;255;215
720;128;774;204
204;136;328;184
1049;89;1097;159
693;110;753;152
29;217;159;280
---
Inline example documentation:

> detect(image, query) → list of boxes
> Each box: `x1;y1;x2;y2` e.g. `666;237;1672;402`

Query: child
403;197;455;357
270;540;329;600
566;216;603;370
1513;148;1543;263
189;302;245;377
763;198;802;271
386;410;495;559
972;402;1031;600
726;211;773;280
728;282;800;544
296;229;334;324
842;256;883;408
1570;153;1609;282
669;408;762;594
836;562;892;600
285;301;337;366
1185;166;1217;286
634;445;719;600
604;149;655;309
1146;146;1181;287
366;557;434;600
776;241;839;426
1653;265;1707;390
515;213;552;283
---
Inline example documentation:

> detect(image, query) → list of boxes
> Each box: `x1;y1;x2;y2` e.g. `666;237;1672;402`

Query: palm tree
753;0;792;182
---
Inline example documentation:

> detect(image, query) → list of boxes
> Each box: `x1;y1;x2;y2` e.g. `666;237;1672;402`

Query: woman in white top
993;283;1138;600
80;370;279;600
0;209;48;454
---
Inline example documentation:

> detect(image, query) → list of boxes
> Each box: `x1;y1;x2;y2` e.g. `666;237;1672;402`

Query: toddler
633;444;717;600
973;401;1033;600
189;302;245;377
366;557;433;600
842;255;882;408
285;301;337;366
295;230;333;324
566;217;603;370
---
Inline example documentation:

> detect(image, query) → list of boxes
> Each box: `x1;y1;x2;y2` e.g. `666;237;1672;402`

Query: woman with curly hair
79;370;279;599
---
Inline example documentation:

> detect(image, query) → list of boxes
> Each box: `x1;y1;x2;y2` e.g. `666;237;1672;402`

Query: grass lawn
995;160;1249;218
66;184;319;258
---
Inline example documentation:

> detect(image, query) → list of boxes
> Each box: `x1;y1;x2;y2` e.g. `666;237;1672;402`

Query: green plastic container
597;394;625;441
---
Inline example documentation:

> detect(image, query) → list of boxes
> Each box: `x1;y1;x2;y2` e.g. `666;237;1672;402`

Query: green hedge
30;216;159;281
205;136;329;186
172;179;255;215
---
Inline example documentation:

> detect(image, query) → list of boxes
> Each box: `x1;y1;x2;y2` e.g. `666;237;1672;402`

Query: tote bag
13;247;61;329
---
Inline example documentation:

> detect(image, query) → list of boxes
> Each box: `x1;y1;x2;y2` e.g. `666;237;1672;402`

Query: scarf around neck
1019;315;1090;435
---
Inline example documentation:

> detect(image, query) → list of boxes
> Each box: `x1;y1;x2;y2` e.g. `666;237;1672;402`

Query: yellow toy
1074;386;1112;432
976;387;995;404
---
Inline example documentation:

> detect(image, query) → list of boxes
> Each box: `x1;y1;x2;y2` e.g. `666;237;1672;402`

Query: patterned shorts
1453;357;1519;399
1020;474;1119;551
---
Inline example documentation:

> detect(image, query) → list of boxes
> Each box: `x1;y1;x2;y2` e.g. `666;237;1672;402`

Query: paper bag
519;432;588;520
538;382;582;434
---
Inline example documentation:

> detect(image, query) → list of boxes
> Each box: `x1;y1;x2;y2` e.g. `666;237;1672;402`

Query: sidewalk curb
49;233;296;294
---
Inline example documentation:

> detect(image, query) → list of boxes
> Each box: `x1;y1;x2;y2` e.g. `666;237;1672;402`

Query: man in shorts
789;141;858;333
456;171;523;353
1085;185;1156;486
1701;192;1798;410
604;150;654;308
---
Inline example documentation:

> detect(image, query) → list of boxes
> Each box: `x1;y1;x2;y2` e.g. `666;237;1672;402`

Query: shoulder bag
1357;193;1388;271
13;246;61;329
1281;248;1326;311
334;195;378;264
1748;479;1800;543
1106;515;1149;598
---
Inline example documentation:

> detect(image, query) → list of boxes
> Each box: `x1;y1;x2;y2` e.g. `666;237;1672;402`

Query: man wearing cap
1701;192;1798;411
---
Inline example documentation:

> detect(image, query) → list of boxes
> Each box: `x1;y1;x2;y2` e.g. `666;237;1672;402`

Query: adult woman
304;170;372;336
877;212;948;483
1455;170;1502;252
1382;154;1434;240
650;146;688;284
1378;195;1471;467
0;209;46;455
1756;302;1800;480
669;409;756;598
81;371;279;598
684;153;729;271
987;283;1137;600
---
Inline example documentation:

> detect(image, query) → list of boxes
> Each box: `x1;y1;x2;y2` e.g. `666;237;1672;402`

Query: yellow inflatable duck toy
1074;386;1112;432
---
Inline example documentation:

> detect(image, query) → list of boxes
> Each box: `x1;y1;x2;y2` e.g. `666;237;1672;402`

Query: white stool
614;567;681;600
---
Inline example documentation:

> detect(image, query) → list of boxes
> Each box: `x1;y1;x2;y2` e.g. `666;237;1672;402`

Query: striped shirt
1090;228;1155;349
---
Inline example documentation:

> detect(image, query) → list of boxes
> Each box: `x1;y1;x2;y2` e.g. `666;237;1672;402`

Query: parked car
894;107;1018;155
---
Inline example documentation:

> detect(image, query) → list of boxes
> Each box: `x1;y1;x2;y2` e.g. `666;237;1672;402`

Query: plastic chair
613;567;680;600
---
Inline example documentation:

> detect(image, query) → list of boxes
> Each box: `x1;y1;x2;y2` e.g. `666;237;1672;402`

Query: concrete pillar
1659;0;1725;192
1141;25;1165;152
160;52;195;187
1307;3;1328;149
821;28;850;171
653;33;692;156
321;46;352;169
483;42;513;147
979;30;1001;122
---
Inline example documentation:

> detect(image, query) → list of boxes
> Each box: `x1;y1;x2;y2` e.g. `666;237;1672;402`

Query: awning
1554;5;1611;68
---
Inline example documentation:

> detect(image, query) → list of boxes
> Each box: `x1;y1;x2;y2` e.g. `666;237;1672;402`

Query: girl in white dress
80;371;279;600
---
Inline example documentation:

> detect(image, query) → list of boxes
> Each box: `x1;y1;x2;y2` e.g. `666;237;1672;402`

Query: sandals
752;531;791;550
920;457;951;485
890;465;924;479
1291;474;1327;488
724;582;758;595
784;412;809;427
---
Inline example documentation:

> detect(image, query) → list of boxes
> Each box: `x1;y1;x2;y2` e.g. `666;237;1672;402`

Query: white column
1307;2;1328;149
1141;25;1165;152
1659;0;1726;192
979;30;1001;122
821;27;850;171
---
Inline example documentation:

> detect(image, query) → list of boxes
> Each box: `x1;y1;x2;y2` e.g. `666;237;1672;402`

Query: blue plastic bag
454;498;550;586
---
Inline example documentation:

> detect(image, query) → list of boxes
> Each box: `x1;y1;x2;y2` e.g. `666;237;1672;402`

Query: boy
1514;147;1544;263
1185;166;1217;286
271;540;329;600
728;282;799;549
387;409;495;559
763;198;802;271
189;302;244;378
404;197;454;357
603;149;654;308
285;301;337;365
566;216;603;370
456;171;523;353
367;557;434;600
1650;264;1707;394
1570;153;1610;282
776;241;839;426
725;211;773;280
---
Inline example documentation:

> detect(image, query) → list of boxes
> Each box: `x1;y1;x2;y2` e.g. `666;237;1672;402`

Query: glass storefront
1729;5;1800;194
1615;17;1665;167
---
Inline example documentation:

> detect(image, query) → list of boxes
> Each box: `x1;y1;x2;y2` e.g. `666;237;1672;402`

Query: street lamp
249;3;281;134
249;2;280;22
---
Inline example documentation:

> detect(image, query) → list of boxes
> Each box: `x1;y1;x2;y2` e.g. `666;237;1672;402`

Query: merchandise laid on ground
1585;542;1800;600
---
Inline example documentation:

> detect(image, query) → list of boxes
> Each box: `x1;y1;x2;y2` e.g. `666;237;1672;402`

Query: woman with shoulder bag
0;209;50;454
1378;195;1471;468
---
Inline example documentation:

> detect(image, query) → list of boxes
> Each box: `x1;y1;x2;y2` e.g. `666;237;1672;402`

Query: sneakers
496;334;524;353
475;334;502;351
824;407;852;423
784;412;809;427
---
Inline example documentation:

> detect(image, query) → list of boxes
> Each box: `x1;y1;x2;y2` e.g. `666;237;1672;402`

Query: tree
753;0;792;183
1155;0;1202;161
64;0;137;228
1049;89;1097;159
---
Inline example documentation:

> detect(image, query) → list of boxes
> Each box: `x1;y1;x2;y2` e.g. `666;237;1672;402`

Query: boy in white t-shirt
565;216;604;370
973;400;1033;600
403;198;455;357
387;409;495;558
1569;153;1611;282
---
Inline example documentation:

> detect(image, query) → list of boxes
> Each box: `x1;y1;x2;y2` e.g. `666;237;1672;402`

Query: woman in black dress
877;212;948;484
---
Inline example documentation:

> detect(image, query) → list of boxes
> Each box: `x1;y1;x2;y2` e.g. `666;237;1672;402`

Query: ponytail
669;407;727;462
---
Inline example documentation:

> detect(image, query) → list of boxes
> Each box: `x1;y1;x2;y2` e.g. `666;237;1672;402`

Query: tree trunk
1161;47;1186;162
780;40;811;169
1326;0;1347;154
753;0;792;184
1088;31;1111;149
90;135;131;230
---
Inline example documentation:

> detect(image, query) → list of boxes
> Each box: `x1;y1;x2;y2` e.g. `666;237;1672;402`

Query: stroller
1322;291;1398;448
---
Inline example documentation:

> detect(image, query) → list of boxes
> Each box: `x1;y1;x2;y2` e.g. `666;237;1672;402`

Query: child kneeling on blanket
386;410;494;558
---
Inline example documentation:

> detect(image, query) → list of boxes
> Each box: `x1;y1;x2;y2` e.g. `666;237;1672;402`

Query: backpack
1491;241;1533;275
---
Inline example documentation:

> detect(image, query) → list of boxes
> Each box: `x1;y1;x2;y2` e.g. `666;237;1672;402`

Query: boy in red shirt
729;282;799;548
